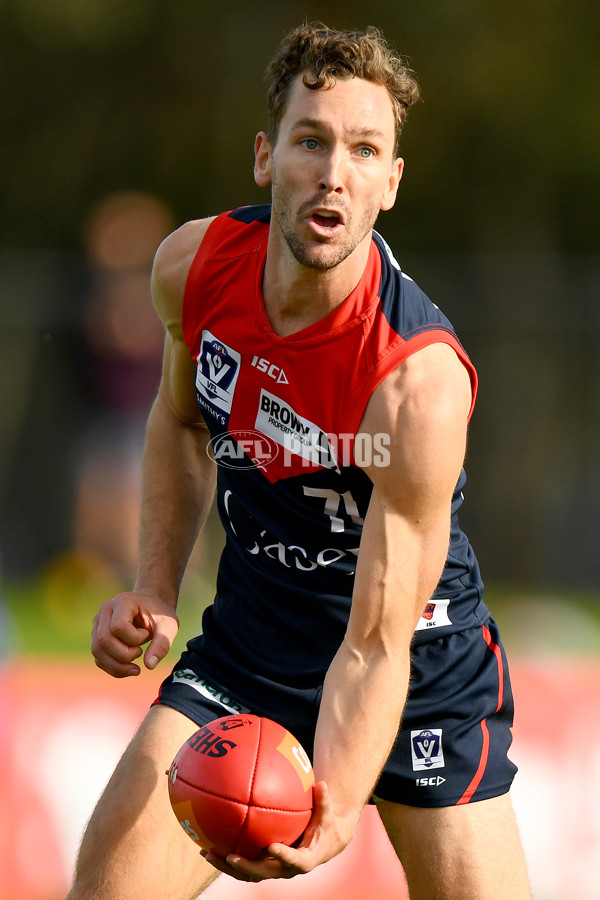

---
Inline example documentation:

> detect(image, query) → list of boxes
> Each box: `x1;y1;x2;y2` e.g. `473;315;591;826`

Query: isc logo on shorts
414;599;451;632
411;729;445;771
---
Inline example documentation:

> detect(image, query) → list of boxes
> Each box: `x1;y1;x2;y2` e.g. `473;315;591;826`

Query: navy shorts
154;616;517;808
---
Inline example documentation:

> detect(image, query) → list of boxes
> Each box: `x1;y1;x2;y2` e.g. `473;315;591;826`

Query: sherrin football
167;714;315;859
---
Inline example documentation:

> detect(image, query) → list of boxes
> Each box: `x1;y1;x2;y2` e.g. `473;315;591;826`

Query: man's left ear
380;157;404;211
254;131;273;187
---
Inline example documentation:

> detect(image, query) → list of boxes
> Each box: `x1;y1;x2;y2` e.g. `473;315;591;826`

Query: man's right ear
254;132;273;187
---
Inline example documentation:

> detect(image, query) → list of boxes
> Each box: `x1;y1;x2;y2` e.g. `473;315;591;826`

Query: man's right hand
91;591;180;678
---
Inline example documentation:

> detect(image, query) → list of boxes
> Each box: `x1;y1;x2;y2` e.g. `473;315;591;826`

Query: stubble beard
271;180;381;272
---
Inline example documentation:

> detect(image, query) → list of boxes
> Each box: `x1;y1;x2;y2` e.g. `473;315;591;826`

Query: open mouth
307;209;344;236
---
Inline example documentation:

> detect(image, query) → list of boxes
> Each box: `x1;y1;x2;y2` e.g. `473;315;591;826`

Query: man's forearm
311;486;450;832
134;393;217;605
313;640;410;828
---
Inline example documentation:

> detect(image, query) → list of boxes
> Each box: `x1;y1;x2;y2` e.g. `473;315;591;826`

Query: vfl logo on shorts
195;330;241;426
411;729;445;771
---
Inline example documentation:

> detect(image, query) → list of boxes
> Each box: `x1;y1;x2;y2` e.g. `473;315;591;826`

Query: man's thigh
375;793;531;900
68;704;219;900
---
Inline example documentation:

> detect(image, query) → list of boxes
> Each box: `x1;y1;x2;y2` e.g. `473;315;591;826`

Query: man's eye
301;138;319;150
358;147;374;158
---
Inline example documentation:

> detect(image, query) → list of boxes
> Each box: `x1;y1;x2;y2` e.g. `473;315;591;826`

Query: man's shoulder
150;206;271;328
361;343;472;448
157;206;271;274
226;204;272;226
154;217;217;283
150;217;217;325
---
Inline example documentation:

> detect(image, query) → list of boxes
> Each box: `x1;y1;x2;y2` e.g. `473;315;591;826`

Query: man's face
255;75;403;272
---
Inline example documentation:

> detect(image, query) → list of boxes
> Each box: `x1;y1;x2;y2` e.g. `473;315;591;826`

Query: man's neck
261;229;372;338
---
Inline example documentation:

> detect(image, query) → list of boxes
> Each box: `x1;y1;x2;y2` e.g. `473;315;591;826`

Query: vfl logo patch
411;729;445;771
255;389;337;469
195;330;241;426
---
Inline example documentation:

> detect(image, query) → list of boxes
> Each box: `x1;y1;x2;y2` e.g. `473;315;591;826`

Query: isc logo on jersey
195;331;241;426
251;355;288;384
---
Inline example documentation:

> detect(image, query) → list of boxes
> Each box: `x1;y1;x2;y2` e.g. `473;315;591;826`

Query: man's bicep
157;332;205;428
360;344;471;518
347;346;472;641
149;217;216;429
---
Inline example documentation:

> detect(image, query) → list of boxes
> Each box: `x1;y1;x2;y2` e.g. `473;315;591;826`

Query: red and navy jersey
181;205;489;710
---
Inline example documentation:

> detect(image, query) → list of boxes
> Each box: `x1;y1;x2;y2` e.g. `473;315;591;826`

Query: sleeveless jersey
181;205;489;709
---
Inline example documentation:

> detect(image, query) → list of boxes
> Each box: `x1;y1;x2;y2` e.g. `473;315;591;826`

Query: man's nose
318;149;347;193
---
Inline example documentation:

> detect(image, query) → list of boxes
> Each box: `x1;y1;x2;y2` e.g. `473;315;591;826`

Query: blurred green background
1;0;600;660
1;4;600;900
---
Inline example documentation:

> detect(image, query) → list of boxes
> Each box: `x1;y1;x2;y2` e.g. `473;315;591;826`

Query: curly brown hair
265;22;420;155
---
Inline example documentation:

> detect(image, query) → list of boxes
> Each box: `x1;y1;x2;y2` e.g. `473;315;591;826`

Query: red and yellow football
167;714;315;859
